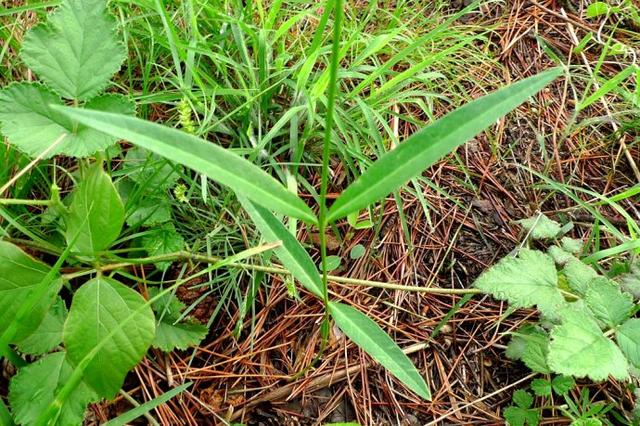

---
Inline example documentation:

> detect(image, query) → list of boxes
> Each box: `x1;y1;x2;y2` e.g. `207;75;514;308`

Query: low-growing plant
0;0;561;423
475;213;640;424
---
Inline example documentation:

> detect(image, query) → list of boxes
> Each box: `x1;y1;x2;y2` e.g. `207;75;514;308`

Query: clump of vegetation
0;0;638;424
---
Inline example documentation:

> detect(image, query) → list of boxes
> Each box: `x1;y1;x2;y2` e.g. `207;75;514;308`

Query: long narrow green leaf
238;196;323;298
103;382;192;426
52;106;317;224
327;68;562;222
328;301;430;399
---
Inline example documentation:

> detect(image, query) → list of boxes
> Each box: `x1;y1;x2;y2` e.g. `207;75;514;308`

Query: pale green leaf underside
65;163;125;255
52;105;317;224
474;248;565;318
21;0;125;101
328;301;430;399
327;68;562;222
239;197;323;298
585;278;633;328
64;277;155;398
517;215;562;240
0;241;61;342
548;308;628;381
152;319;208;352
9;351;97;426
0;83;135;158
15;297;67;355
563;258;599;296
616;318;640;369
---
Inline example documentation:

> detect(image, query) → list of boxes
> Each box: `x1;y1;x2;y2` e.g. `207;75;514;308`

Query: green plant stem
62;250;481;295
0;198;52;206
317;0;344;352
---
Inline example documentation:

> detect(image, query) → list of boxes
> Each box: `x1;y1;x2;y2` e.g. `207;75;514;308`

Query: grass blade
328;301;430;399
239;196;323;298
327;68;562;222
52;106;317;224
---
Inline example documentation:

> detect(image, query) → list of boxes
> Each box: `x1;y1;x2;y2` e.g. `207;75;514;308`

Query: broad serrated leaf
15;297;67;355
21;0;125;101
122;147;181;190
328;301;430;399
618;262;640;299
561;237;583;254
327;69;562;222
548;308;628;381
65;163;125;255
521;333;551;374
239;197;323;298
8;351;97;426
64;277;155;398
141;224;184;272
503;406;540;426
474;249;565;318
0;241;61;342
548;246;574;265
152;319;207;352
585;278;633;328
530;378;552;397
616;318;640;369
0;83;135;158
563;258;599;296
551;375;575;395
52;105;317;223
513;389;534;408
517;215;562;240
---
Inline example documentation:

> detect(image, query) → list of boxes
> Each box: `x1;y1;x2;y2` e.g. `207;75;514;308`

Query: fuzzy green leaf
152;320;207;352
563;258;599;296
327;69;561;222
239;197;323;298
503;406;540;426
15;297;67;355
52;105;317;223
616;318;640;369
9;352;97;426
141;224;184;272
517;215;562;240
65;163;125;255
20;0;125;101
474;249;565;318
530;378;552;397
561;237;583;254
551;375;575;395
328;301;430;399
585;278;633;328
64;277;155;398
0;241;61;343
0;84;135;158
548;308;628;381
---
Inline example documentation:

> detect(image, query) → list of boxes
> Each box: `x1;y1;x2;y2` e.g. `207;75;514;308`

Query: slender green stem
0;198;52;206
317;0;344;346
61;250;481;295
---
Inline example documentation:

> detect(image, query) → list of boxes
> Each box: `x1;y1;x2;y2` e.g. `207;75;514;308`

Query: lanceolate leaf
0;241;61;342
548;308;628;381
53;106;317;224
327;68;562;222
0;83;135;158
9;352;97;426
64;277;155;398
239;196;323;298
65;163;125;255
21;0;125;101
474;248;566;319
328;301;430;399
